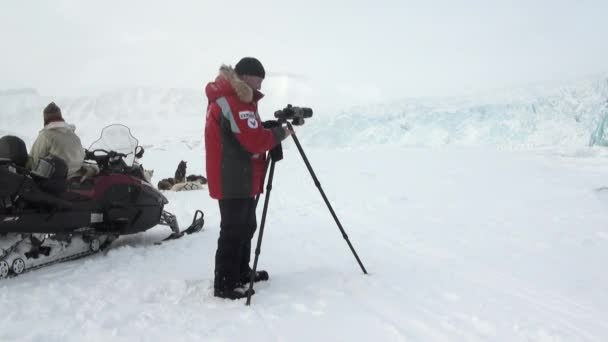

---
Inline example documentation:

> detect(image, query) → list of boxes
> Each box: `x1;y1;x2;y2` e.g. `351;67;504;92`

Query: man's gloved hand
264;119;293;139
262;120;281;128
263;120;287;161
79;163;100;183
84;149;97;160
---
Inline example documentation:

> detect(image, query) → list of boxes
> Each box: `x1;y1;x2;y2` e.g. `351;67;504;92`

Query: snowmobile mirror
135;146;144;159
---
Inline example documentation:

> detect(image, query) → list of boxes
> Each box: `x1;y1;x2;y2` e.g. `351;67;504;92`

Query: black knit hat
235;57;265;79
43;102;63;125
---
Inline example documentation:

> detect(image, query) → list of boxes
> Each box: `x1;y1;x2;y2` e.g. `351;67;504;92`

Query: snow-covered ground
2;79;608;341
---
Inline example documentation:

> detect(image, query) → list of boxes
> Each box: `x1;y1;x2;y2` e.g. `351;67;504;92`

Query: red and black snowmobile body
0;125;203;278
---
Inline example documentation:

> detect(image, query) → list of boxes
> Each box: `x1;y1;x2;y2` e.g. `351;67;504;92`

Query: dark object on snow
214;285;255;300
158;173;206;191
240;270;268;284
157;179;174;190
158;160;206;191
157;175;207;190
186;174;207;184
0;135;28;167
174;160;187;183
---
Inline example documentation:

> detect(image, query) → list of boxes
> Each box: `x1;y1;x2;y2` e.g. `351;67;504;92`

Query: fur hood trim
218;65;254;103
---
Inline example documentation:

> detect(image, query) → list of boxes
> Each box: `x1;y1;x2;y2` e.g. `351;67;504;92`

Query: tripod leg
246;160;276;306
287;123;368;274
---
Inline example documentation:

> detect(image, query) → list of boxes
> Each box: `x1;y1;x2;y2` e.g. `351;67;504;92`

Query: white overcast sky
1;0;607;111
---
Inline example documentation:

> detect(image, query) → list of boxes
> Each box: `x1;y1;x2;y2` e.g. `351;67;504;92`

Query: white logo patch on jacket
239;111;255;120
239;111;259;129
247;117;259;129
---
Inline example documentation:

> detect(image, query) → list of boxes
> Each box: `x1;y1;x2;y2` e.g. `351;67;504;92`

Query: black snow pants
214;197;257;290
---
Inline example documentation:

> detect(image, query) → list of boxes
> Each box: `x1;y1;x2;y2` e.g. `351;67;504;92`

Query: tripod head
264;103;312;161
274;104;313;126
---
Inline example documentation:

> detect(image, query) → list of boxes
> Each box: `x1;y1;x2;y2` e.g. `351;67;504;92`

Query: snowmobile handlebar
85;149;129;161
84;149;133;172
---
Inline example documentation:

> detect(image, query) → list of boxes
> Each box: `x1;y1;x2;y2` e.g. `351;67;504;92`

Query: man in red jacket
205;57;292;299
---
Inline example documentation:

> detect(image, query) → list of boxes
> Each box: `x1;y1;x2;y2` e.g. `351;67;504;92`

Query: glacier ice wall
1;77;608;149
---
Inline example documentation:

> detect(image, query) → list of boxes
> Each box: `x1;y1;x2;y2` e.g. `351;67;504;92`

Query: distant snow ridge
0;88;39;96
66;87;203;123
2;77;608;148
0;87;205;146
304;76;608;148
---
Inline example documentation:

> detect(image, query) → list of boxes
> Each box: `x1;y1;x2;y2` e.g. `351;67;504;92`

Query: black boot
214;284;255;300
240;270;269;284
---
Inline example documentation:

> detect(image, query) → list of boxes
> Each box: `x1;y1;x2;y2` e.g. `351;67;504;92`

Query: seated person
29;102;89;179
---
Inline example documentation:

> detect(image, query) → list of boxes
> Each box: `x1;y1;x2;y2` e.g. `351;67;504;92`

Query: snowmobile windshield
88;124;139;167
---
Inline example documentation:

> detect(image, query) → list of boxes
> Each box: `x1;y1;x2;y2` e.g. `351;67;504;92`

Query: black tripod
246;123;368;305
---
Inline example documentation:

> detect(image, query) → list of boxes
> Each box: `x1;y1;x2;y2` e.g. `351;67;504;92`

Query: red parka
205;66;287;199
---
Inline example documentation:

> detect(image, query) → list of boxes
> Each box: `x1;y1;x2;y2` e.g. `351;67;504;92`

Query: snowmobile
0;124;204;279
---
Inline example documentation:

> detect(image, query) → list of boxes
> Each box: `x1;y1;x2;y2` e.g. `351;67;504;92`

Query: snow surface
2;79;608;341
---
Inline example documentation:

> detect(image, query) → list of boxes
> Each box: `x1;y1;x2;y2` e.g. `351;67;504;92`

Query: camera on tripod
245;104;367;305
274;104;313;126
247;102;367;305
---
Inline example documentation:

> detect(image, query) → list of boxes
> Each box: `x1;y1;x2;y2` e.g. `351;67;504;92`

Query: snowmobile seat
1;154;74;210
0;135;28;168
0;164;24;198
17;177;74;210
